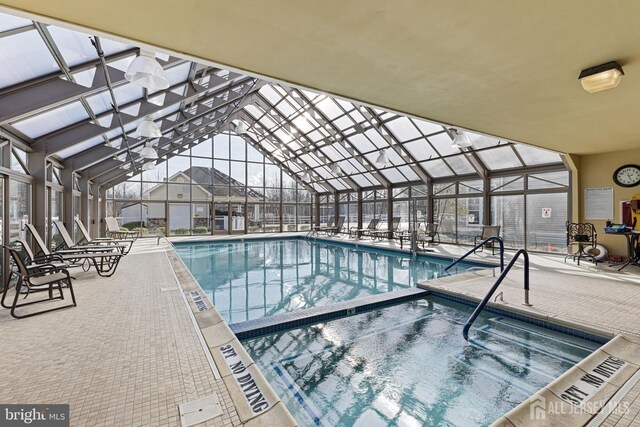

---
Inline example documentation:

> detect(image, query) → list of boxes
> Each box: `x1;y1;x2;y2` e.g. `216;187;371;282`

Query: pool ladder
443;239;532;341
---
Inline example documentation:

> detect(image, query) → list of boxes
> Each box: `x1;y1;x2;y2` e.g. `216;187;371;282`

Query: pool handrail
462;249;530;341
444;236;505;273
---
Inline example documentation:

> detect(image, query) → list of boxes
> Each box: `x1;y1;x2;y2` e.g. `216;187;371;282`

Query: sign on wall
541;208;552;218
584;187;614;220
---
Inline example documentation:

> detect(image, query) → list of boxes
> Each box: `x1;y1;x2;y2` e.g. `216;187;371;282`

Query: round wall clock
613;164;640;187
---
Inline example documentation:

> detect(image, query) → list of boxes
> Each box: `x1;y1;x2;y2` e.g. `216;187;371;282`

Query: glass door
213;203;229;234
230;204;245;233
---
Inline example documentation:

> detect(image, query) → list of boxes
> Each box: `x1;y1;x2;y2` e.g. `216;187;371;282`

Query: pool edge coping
165;244;298;427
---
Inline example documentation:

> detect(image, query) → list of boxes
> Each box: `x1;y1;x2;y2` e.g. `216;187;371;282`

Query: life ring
586;244;608;262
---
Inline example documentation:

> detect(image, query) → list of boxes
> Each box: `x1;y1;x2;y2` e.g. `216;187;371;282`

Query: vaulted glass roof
0;11;565;193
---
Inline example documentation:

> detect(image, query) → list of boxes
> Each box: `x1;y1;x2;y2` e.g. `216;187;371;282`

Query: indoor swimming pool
242;296;602;427
174;238;485;324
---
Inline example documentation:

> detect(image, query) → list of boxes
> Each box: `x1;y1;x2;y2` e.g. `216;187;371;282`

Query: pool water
175;238;481;324
242;296;600;427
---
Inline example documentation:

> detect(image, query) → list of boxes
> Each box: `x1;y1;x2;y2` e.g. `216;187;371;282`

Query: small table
604;230;640;271
398;231;412;249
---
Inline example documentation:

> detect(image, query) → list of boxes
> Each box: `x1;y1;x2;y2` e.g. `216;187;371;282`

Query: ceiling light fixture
375;149;388;167
579;61;624;93
450;128;472;148
136;116;162;138
142;161;156;171
124;51;169;90
233;120;247;135
302;170;312;182
331;163;342;176
140;142;158;159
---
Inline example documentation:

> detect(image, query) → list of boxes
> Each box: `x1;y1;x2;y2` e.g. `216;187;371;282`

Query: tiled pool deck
1;232;639;426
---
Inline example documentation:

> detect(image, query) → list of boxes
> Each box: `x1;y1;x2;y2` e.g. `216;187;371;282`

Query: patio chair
325;216;346;235
565;222;598;265
105;217;139;240
75;218;133;255
416;223;440;248
474;225;501;255
312;217;334;235
26;224;124;277
371;217;401;241
1;245;76;319
349;218;380;238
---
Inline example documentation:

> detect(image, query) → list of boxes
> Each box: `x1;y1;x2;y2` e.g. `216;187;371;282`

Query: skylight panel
444;155;476;175
12;101;89;139
333;115;354;131
163;62;190;86
275;100;296;117
361;172;381;186
335;98;355;112
476;146;523;170
398;165;420;181
0;12;31;32
259;85;282;104
315;98;343;119
385;149;405;166
291;116;314;133
55;134;104;159
320;145;344;162
244;104;263;119
421;158;455;177
385;117;421;141
403;139;439;161
514;144;562;165
0;30;59;89
48;26;131;67
364;129;388;149
413;118;444;136
380;167;406;183
107;54;135;72
348;134;376;153
428;132;459;156
87;83;144;115
351;174;374;187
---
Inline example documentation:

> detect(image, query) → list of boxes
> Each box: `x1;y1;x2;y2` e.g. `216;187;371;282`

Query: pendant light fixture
136;116;162;138
450;128;472;148
232;120;247;135
331;163;342;176
140;142;158;160
302;170;312;182
142;161;156;171
124;51;169;90
375;149;388;167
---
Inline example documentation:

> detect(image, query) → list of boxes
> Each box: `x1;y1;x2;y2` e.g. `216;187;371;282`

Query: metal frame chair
372;217;401;241
474;225;501;255
27;224;124;278
325;216;345;235
1;245;76;318
105;217;139;240
349;218;380;238
565;222;598;265
75;218;134;255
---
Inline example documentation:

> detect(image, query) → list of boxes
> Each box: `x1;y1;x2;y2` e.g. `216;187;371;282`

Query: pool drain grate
178;394;223;427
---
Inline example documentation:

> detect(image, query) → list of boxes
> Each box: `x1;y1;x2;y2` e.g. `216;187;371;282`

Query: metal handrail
462;249;531;341
444;237;505;273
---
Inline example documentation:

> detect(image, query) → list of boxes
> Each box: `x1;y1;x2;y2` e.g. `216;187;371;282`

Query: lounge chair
26;224;124;277
75;218;134;255
312;217;334;235
105;217;139;240
54;220;127;255
349;218;380;238
371;217;401;241
1;245;76;318
325;216;345;235
473;225;501;255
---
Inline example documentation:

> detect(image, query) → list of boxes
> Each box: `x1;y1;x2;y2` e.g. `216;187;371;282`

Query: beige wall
577;148;640;256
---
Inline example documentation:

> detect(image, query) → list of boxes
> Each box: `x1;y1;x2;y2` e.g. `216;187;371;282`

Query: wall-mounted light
579;61;624;93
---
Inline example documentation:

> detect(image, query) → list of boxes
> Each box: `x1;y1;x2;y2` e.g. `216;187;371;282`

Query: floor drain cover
178;394;222;427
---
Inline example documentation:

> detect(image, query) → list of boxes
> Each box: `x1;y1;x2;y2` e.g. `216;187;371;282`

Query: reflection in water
175;239;475;324
243;297;599;427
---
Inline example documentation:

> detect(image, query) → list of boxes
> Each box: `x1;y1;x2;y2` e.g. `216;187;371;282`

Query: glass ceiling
0;11;565;193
